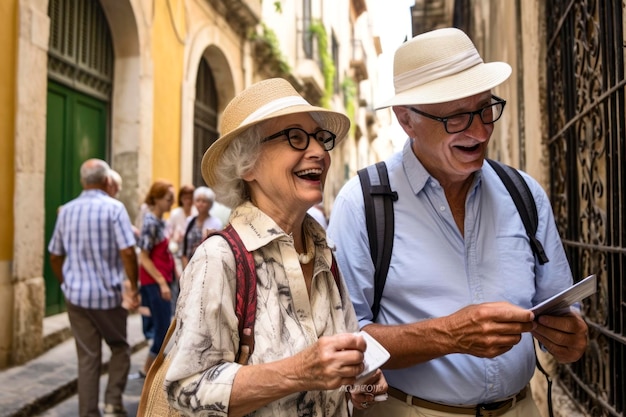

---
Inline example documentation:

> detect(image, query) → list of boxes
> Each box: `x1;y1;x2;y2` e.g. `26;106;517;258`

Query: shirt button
440;206;446;211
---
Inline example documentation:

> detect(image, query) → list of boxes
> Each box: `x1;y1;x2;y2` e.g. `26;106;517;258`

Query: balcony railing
350;39;368;82
205;0;261;36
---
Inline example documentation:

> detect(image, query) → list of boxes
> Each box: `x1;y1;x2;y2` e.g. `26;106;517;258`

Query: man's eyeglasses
408;95;506;134
262;128;336;151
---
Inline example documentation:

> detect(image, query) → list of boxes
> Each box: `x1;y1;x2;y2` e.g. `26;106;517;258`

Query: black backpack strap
208;225;257;365
357;161;398;322
182;215;198;257
486;159;549;265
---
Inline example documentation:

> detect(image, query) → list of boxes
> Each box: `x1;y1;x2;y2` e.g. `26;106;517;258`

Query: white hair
193;186;216;202
109;169;122;188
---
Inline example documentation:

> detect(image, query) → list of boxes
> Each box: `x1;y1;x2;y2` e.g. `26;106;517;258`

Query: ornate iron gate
546;1;625;415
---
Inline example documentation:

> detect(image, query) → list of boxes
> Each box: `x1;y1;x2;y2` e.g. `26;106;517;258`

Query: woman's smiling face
244;113;331;221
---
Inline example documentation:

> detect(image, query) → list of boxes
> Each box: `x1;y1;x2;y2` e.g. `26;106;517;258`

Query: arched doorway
44;0;114;314
192;56;219;187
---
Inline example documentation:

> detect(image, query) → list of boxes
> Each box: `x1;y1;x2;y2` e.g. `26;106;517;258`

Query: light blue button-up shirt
327;139;573;405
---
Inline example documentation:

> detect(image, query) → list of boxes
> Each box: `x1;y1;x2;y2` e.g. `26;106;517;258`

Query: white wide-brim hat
376;28;512;109
201;78;350;187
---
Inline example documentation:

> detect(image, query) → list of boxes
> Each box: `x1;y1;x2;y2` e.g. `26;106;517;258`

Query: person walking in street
48;158;139;417
107;169;123;199
166;184;197;308
327;28;588;416
137;180;176;377
180;186;223;269
166;184;197;254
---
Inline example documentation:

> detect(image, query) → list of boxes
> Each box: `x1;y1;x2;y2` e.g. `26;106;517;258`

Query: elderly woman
165;78;387;416
181;186;223;269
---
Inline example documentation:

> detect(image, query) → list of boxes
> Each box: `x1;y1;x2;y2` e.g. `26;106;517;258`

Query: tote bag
137;318;181;417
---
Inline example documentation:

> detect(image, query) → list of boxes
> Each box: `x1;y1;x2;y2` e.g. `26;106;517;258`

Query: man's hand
444;302;536;358
531;311;588;363
122;280;140;310
49;254;65;284
364;302;537;369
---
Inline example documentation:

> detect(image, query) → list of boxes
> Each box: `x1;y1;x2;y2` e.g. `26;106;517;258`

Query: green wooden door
44;81;108;315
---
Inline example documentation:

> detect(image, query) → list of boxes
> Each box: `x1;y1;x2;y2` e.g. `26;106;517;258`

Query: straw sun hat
376;27;512;109
201;78;350;187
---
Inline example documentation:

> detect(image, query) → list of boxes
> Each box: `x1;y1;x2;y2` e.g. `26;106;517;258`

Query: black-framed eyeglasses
262;127;337;151
407;95;507;134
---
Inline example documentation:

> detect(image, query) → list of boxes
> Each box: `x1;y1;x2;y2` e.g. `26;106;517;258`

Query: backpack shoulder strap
357;161;398;321
182;216;198;256
486;159;549;265
208;225;257;364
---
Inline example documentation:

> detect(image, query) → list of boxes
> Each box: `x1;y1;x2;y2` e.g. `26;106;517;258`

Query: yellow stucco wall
0;0;16;261
152;0;185;187
0;0;17;367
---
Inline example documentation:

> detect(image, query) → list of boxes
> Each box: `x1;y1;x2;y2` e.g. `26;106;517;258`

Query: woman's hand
229;332;369;417
159;282;172;301
289;333;367;391
349;369;388;411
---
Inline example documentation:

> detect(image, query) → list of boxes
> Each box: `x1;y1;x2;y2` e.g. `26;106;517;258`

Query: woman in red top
138;180;175;376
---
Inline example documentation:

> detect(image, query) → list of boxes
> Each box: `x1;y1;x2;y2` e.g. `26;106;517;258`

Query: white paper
531;274;597;316
354;331;390;385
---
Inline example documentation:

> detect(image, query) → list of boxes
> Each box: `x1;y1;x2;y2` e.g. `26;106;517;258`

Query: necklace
297;229;314;264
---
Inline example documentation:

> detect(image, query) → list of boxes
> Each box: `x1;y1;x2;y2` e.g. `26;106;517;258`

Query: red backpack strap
208;225;257;365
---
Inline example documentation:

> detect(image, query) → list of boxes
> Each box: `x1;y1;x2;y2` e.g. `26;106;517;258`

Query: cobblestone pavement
0;313;148;417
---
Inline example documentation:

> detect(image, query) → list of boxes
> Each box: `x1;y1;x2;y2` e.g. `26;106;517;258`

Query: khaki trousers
66;302;130;417
354;392;542;417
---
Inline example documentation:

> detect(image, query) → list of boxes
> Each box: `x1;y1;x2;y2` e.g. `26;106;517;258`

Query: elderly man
48;158;139;417
328;28;588;417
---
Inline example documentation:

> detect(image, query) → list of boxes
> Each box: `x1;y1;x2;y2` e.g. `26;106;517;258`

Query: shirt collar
229;201;330;253
80;189;109;197
401;138;431;196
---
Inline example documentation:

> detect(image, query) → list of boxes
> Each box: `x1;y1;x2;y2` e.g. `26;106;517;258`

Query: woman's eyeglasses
262;128;336;151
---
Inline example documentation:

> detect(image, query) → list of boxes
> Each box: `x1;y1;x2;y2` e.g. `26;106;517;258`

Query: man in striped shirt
48;158;139;417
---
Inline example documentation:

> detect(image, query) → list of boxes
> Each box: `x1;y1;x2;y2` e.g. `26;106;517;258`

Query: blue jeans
140;283;172;356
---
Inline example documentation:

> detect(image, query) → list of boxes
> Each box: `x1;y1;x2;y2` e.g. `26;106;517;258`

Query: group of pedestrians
48;27;589;417
47;161;222;417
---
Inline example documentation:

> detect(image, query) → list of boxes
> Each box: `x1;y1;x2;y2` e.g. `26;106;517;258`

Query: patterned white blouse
165;202;359;416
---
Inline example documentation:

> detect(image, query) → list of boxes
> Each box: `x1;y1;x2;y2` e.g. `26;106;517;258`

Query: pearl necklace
297;230;314;264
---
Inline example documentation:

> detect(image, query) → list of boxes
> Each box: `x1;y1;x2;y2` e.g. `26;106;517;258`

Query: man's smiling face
397;91;495;185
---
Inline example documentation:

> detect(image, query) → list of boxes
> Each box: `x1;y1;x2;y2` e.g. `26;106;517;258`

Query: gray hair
193;186;216;202
211;124;263;208
80;159;111;186
109;169;122;188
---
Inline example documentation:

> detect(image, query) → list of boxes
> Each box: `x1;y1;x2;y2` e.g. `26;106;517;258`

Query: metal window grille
546;1;626;416
48;0;113;101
